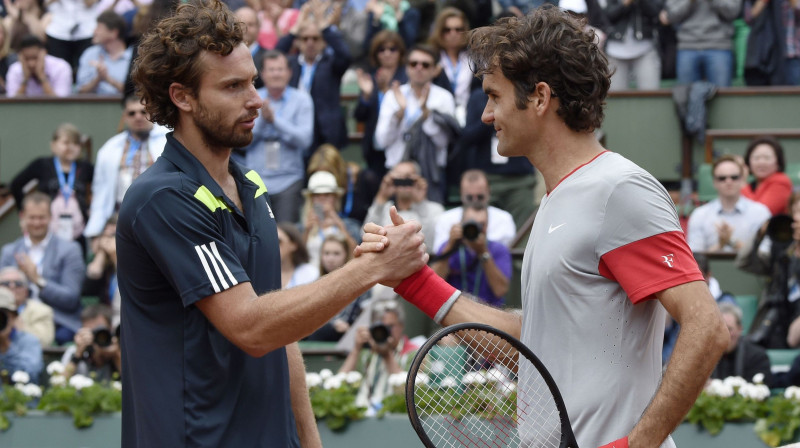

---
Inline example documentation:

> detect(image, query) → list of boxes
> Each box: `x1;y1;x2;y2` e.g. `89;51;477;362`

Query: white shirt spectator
687;197;771;252
433;206;517;251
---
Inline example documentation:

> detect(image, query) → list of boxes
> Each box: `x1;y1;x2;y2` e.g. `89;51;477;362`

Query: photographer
0;286;43;382
61;304;120;382
339;300;418;414
431;205;512;307
736;192;800;348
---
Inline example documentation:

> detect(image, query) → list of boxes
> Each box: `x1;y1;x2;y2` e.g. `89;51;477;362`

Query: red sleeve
598;231;704;304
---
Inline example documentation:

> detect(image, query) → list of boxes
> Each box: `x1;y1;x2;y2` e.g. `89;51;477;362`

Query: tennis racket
406;322;579;448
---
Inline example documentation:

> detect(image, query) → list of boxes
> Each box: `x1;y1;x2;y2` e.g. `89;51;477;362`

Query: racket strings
413;329;564;447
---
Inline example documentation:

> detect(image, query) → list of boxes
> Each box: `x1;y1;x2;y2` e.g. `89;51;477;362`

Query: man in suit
276;1;351;153
0;192;86;345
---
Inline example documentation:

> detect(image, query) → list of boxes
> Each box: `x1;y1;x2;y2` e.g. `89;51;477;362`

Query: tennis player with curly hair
361;6;728;448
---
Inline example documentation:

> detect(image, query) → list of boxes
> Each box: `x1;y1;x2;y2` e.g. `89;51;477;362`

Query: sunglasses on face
408;60;432;69
0;280;25;288
126;110;147;117
465;194;486;203
300;35;321;43
715;175;741;182
443;27;465;34
378;46;398;53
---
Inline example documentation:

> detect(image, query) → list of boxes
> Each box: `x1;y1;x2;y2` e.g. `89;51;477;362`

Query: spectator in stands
276;0;351;152
9;123;93;243
711;302;773;385
429;7;472;125
743;0;800;86
85;214;119;328
354;30;408;181
458;87;537;230
687;155;771;252
362;0;420;51
0;21;14;95
45;0;108;75
433;169;517;252
84;94;167;240
2;0;48;52
0;266;53;347
306;233;368;341
307;144;368;223
76;11;132;95
663;0;741;86
5;34;72;97
235;6;266;89
239;50;313;223
374;44;457;204
0;192;86;345
432;204;512;307
278;222;319;289
61;304;120;382
0;286;43;383
497;0;545;16
604;0;663;90
741;136;793;215
301;171;361;267
339;299;418;415
365;160;444;252
257;0;299;50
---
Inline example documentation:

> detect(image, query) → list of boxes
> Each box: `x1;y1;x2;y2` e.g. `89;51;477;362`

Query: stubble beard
193;101;254;151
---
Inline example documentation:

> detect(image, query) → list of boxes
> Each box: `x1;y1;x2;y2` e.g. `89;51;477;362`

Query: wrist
395;266;461;323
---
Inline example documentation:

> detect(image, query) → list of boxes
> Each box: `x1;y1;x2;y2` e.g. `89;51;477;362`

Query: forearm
39;77;55;96
78;75;101;93
482;259;509;298
288;343;322;448
440;293;522;338
338;348;362;373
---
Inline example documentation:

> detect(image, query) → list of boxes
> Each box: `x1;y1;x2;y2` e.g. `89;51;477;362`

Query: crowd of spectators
0;0;798;395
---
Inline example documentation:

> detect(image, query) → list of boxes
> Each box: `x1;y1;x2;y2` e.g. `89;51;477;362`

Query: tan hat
0;287;15;313
303;171;344;196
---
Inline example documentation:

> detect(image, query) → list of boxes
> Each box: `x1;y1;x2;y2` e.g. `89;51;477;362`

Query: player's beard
193;101;256;152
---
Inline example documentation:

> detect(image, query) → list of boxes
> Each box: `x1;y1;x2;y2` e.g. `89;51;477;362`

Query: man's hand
356;68;374;100
261;98;275;123
14;253;39;284
375;171;396;204
73;327;94;356
412;176;427;203
34;50;47;81
715;221;733;248
91;56;109;81
360;207;428;287
463;230;488;256
391;80;407;112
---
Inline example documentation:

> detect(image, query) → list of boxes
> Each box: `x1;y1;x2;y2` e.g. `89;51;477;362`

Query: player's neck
536;130;606;194
173;127;232;185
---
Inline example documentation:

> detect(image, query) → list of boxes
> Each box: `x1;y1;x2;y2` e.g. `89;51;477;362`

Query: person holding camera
364;160;444;252
61;304;120;382
339;300;418;414
0;286;43;382
431;204;512;307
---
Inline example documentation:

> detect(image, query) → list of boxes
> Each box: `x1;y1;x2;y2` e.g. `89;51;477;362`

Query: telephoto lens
93;327;113;347
0;312;7;332
369;323;390;344
462;220;482;241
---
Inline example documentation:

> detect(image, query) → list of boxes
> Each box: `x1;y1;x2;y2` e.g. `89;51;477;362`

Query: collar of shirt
713;197;746;215
23;232;52;251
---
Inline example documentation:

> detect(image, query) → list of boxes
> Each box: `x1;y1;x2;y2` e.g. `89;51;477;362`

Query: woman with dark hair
354;30;407;186
277;222;319;289
2;0;48;52
428;6;473;124
742;136;793;215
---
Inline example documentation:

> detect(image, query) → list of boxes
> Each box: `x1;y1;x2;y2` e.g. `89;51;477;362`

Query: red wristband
394;265;458;322
598;436;628;448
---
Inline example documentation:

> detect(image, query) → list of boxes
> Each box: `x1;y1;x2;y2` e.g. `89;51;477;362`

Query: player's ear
169;83;194;113
529;82;553;113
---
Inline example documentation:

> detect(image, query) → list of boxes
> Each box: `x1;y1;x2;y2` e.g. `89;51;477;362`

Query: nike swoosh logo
548;223;566;234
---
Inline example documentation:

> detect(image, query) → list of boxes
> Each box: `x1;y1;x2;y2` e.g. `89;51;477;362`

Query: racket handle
394;265;461;323
597;436;628;448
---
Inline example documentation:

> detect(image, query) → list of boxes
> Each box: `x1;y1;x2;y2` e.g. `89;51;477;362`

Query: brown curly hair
468;5;610;133
132;0;244;129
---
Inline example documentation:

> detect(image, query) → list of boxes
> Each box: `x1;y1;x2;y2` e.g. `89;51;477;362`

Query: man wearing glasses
83;94;168;241
374;44;457;204
687;155;771;252
0;266;54;347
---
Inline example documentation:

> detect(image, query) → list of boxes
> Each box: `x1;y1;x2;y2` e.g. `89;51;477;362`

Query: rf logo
661;254;675;268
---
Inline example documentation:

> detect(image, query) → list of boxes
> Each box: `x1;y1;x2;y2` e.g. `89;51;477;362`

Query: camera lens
0;312;7;332
369;323;390;344
462;220;481;241
93;327;113;347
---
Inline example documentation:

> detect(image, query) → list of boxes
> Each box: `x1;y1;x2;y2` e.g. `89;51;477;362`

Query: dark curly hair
744;136;785;173
468;5;610;132
132;0;244;129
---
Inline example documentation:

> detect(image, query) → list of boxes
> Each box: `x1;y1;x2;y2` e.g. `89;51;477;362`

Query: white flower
486;368;507;383
736;383;770;401
414;373;430;386
112;381;122;392
319;369;333;380
49;375;66;387
752;373;765;385
499;381;517;397
722;376;747;389
22;383;42;397
430;360;445;374
345;371;363;385
440;376;458;388
387;372;407;387
784;386;800;400
306;372;322;389
46;361;65;376
463;371;487;385
69;374;94;390
706;378;734;398
323;376;343;390
11;370;30;384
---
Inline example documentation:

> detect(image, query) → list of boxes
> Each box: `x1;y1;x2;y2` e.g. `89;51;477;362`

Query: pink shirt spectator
257;8;299;50
5;55;73;97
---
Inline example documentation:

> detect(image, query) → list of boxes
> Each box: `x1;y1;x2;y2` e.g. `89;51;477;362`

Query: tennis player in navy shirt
117;1;429;446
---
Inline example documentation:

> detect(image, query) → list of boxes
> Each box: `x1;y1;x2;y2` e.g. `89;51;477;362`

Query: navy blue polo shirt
117;133;299;447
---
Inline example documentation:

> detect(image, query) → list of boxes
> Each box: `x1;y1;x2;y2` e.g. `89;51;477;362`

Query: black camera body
462;220;482;241
0;311;7;332
369;323;391;344
93;327;113;348
393;178;415;187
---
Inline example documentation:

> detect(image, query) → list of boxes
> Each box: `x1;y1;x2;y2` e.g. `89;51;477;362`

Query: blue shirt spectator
76;11;132;95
